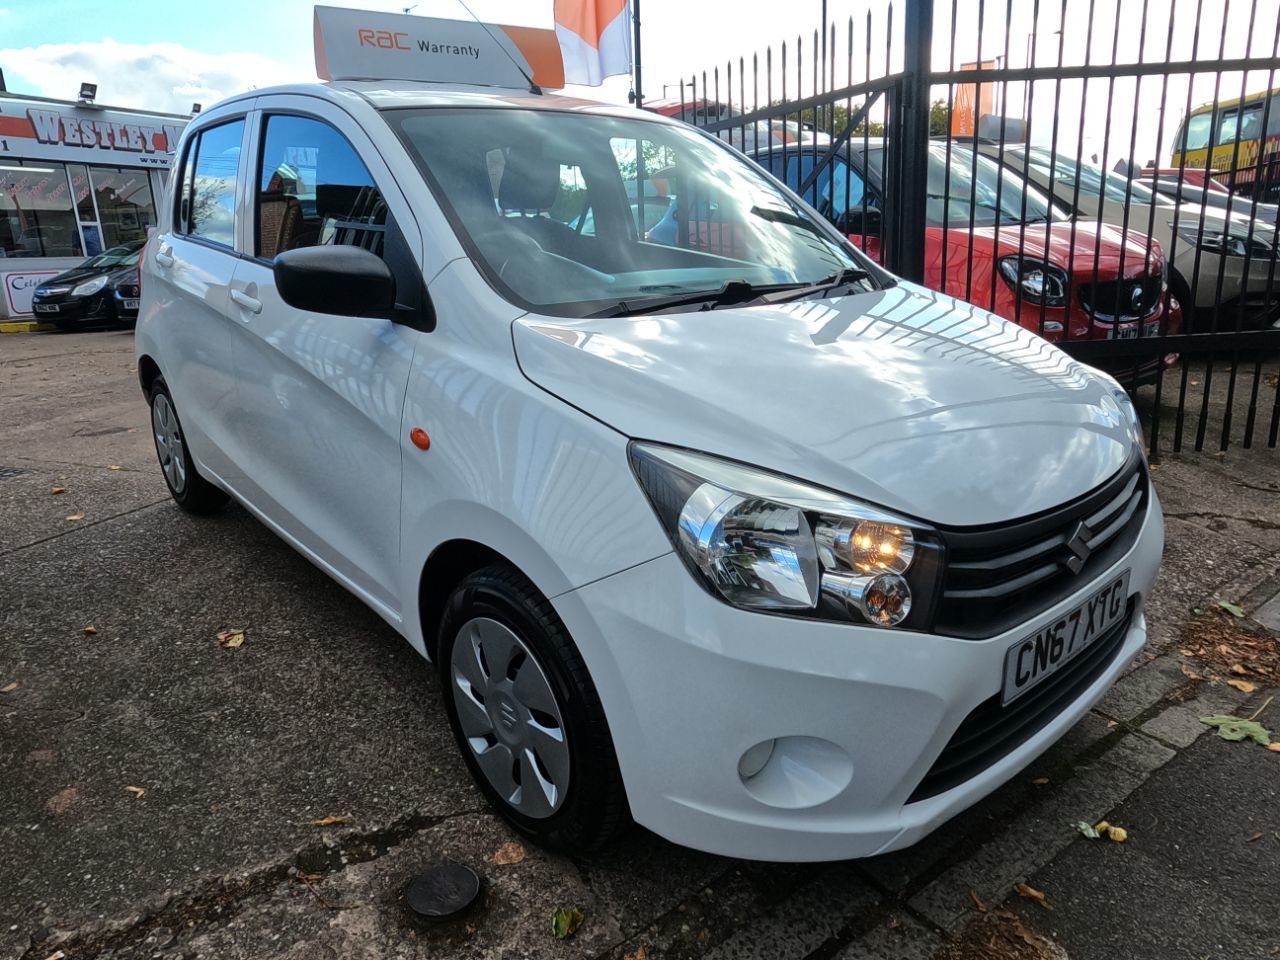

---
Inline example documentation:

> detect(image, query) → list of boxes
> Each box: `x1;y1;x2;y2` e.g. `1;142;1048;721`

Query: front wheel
438;566;629;854
149;377;228;514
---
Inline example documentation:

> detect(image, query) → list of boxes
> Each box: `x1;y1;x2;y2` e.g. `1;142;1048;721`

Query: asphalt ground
2;331;1278;960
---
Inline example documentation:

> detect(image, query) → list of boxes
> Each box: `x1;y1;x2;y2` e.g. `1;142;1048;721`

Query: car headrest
498;151;561;212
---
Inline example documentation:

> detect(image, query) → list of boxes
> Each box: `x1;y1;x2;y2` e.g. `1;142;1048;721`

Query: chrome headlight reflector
630;443;944;628
997;256;1069;306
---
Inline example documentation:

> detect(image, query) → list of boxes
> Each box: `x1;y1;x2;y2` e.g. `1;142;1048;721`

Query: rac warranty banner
313;5;565;90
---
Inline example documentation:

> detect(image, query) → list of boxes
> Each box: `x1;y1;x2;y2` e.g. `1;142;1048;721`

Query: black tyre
148;376;228;514
438;565;629;854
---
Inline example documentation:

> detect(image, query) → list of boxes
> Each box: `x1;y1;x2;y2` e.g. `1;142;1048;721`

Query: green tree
929;98;951;137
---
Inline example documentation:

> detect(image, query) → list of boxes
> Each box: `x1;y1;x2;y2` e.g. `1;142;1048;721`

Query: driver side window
255;115;387;261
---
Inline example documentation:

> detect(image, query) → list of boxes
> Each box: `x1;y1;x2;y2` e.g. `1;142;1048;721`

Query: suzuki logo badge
1064;521;1093;574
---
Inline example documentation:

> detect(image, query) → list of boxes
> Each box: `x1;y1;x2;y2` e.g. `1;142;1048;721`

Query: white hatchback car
136;80;1163;862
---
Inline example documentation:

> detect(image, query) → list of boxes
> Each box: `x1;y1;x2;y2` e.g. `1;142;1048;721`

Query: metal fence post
893;0;934;282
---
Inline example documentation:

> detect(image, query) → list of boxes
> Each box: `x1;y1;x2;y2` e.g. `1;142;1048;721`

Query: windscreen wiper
588;279;764;318
749;267;871;306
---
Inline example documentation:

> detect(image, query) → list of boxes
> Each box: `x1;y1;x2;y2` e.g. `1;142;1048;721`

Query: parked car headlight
1172;223;1277;259
629;443;944;628
71;276;108;297
997;256;1069;306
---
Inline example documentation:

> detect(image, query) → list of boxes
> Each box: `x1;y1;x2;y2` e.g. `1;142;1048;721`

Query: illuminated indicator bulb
847;520;914;574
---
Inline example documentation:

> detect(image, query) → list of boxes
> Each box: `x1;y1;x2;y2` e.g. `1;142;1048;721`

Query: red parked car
751;140;1183;384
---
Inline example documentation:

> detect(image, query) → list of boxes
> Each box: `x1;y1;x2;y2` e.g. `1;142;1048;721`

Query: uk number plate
1001;571;1131;705
1112;319;1160;340
34;303;59;313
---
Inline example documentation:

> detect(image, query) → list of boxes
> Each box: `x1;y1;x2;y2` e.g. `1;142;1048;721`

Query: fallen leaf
969;889;988;913
1248;832;1264;842
551;906;584;939
1218;601;1246;618
1268;742;1280;753
1217;644;1237;656
216;629;246;649
1106;719;1119;727
64;513;85;522
46;787;78;813
1103;824;1128;843
1076;820;1101;839
50;486;66;495
310;814;353;827
1231;663;1250;675
1031;777;1050;785
623;947;649;960
43;951;66;960
1200;714;1272;745
1227;678;1258;694
1180;664;1205;681
108;465;122;471
82;625;98;635
1179;648;1195;657
295;871;323;883
125;786;146;799
0;681;18;694
1014;882;1053;911
494;840;527;865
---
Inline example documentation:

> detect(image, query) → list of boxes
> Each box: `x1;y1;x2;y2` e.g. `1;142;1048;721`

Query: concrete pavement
2;331;1277;960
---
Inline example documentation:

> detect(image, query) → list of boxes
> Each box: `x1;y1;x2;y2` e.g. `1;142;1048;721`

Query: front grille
934;456;1147;639
1080;275;1162;323
907;601;1134;803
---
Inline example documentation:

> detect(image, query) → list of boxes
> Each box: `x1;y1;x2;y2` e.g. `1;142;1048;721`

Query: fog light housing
737;739;776;780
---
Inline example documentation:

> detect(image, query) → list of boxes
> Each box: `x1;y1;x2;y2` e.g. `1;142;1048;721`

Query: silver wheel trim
151;393;187;495
450;617;570;819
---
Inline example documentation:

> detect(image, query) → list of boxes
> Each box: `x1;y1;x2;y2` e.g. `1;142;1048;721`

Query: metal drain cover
405;863;480;920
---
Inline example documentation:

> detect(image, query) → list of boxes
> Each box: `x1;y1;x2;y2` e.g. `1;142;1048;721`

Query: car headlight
71;276;108;297
629;443;944;629
1173;224;1276;259
1094;372;1145;449
997;256;1069;306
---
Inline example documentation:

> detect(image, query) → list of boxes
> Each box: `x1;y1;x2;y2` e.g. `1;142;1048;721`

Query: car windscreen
1017;148;1170;207
924;145;1064;227
384;107;874;316
82;242;144;270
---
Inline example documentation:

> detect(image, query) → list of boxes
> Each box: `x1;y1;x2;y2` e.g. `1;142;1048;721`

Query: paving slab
1010;697;1280;960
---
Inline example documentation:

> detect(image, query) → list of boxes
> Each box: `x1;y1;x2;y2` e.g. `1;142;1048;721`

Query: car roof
206;79;664;123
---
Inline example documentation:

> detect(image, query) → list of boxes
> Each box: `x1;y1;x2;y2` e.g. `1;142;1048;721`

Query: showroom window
88;167;157;249
255;114;387;260
0;160;83;259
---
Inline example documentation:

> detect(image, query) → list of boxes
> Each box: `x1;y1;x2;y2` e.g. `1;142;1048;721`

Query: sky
1;0;1278;169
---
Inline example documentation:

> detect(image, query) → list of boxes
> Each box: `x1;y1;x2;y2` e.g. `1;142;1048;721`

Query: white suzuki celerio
136;79;1163;862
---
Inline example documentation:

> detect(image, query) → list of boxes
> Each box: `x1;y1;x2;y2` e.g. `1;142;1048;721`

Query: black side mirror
838;206;882;237
273;245;396;318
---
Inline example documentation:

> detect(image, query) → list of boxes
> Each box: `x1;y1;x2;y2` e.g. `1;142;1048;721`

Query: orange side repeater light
409;427;431;451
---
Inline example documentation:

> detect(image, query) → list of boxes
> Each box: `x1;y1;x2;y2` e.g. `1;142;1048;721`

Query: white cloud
0;38;308;115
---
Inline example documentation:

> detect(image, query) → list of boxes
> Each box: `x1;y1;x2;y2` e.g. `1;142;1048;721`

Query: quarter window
256;115;387;260
180;119;244;248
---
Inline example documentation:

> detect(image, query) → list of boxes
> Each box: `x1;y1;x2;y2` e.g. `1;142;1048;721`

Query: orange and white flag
554;0;632;86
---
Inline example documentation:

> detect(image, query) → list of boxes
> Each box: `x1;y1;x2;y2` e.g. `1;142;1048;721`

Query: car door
149;113;251;482
226;102;423;617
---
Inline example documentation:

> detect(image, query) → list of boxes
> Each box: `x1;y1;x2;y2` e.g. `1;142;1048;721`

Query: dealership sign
3;271;59;317
314;5;565;90
0;96;187;168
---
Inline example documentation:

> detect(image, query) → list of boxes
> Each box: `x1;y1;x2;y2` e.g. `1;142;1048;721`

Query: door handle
230;289;262;315
154;248;175;267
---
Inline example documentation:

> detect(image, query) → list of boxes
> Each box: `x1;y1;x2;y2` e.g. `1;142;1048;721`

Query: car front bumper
553;488;1163;862
31;295;115;326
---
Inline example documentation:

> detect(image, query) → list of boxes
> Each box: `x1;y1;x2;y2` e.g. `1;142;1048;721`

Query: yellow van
1171;88;1280;201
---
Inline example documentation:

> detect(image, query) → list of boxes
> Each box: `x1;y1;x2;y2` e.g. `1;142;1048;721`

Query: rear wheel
149;377;228;514
438;566;629;854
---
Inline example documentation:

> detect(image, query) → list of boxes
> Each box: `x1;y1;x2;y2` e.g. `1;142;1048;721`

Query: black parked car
31;240;145;330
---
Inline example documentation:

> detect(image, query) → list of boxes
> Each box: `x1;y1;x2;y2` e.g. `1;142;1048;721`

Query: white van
136;79;1163;862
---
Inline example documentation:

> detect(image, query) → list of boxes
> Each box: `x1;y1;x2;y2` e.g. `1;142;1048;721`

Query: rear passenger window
183;119;244;248
256;115;387;260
